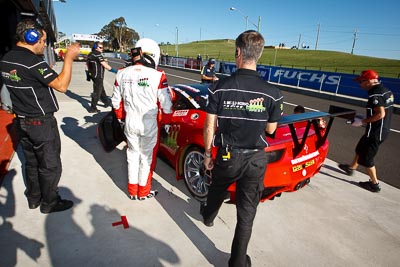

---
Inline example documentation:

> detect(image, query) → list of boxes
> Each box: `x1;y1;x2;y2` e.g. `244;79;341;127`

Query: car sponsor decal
173;110;189;117
165;124;180;149
291;151;319;165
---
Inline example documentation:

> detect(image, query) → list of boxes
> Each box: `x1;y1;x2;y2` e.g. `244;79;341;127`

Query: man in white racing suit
111;38;172;200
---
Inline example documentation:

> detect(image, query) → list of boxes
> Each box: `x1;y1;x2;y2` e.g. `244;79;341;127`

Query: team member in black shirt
0;19;80;213
202;30;283;267
86;42;117;113
200;58;218;84
339;69;394;192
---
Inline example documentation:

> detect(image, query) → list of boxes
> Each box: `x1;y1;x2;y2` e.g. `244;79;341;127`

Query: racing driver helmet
135;38;160;69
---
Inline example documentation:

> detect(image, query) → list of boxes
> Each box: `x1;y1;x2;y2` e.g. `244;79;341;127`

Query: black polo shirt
0;46;59;117
206;68;283;149
201;64;216;83
365;83;394;141
87;50;105;79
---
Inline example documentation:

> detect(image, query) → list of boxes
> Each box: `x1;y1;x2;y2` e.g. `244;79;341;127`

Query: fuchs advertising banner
221;63;399;105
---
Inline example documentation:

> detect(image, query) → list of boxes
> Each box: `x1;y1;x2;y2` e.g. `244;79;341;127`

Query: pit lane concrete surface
1;62;399;267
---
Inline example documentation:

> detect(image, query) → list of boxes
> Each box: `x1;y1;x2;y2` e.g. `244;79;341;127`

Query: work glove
351;117;363;127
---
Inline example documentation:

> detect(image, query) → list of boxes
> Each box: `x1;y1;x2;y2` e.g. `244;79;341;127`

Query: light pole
229;7;261;32
155;24;179;57
175;26;179;57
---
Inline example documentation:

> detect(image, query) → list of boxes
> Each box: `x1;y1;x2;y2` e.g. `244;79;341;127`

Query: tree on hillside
97;17;139;52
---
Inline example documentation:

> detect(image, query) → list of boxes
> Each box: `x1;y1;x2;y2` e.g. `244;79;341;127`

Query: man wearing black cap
200;58;218;84
338;69;394;192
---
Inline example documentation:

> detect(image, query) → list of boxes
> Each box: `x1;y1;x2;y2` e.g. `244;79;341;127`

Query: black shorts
355;135;382;168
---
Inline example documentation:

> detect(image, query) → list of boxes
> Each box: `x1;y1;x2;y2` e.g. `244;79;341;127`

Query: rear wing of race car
277;105;356;157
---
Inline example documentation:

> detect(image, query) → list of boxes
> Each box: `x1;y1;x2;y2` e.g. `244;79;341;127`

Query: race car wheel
183;147;211;201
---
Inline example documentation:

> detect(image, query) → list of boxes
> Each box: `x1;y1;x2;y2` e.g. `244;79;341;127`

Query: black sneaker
28;200;41;209
359;181;381;193
40;199;74;214
138;190;158;201
88;107;100;113
103;100;112;107
338;164;354;176
246;255;252;267
200;202;214;227
229;255;252;267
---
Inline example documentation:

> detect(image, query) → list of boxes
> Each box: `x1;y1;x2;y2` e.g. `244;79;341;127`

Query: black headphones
24;28;41;44
235;48;239;58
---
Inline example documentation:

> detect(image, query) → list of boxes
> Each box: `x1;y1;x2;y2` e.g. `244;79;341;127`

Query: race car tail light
265;148;285;163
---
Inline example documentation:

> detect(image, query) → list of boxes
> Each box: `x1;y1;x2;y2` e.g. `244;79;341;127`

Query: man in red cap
338;69;394;192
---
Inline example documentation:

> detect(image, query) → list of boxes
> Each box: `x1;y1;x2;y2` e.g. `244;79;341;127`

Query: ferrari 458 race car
157;84;353;202
97;83;354;202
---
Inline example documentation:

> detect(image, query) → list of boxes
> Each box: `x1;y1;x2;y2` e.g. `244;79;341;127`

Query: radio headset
24;28;41;44
235;48;239;58
93;42;98;50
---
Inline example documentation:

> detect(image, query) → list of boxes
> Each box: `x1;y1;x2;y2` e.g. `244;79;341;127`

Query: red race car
157;84;352;202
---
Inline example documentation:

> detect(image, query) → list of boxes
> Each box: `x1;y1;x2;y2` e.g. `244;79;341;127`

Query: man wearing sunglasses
339;69;394;192
86;42;117;113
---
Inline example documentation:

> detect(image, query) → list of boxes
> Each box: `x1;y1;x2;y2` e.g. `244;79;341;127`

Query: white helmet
135;38;160;68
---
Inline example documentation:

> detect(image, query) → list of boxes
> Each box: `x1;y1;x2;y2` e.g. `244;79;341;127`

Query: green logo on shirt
9;70;21;82
246;98;266;112
138;77;149;87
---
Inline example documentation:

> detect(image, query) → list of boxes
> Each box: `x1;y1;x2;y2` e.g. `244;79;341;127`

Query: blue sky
53;0;400;60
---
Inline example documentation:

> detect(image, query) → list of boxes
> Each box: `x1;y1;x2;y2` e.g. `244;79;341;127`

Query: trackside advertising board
220;63;400;105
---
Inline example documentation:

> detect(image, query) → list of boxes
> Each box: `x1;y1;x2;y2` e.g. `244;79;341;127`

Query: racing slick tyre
183;147;211;201
97;110;125;152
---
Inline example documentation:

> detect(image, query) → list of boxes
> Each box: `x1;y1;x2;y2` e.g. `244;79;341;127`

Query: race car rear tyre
183;147;211;201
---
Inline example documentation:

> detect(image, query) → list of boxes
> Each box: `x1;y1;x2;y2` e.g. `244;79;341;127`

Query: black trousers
203;149;268;267
91;77;109;108
15;115;62;208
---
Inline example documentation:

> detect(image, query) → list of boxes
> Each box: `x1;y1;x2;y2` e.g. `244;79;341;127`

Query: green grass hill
160;39;400;78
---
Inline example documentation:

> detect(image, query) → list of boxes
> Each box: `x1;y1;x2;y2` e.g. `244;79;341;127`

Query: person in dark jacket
86;42;117;113
200;58;218;84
